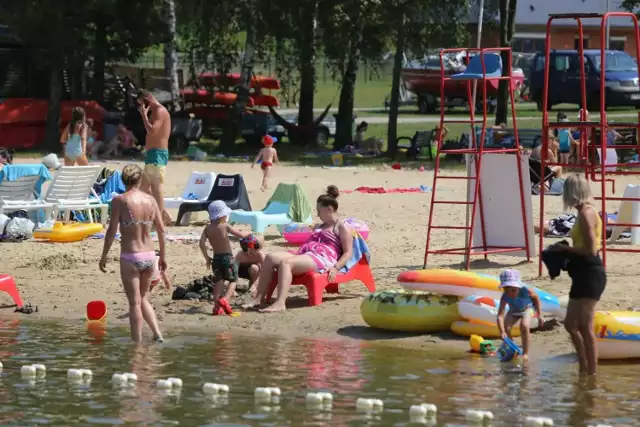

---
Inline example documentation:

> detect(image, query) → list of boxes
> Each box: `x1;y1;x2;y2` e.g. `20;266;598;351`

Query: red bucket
86;300;107;321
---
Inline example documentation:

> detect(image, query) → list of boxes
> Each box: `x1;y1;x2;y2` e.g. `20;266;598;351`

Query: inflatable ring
361;290;459;333
458;295;540;328
595;311;640;359
283;217;370;246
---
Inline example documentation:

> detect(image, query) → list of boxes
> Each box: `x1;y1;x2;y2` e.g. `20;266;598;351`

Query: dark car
530;49;640;111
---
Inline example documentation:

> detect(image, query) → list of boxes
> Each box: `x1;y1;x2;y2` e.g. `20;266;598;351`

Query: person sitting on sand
199;200;250;314
99;164;167;343
242;185;353;313
235;234;265;297
496;269;544;360
252;135;279;192
355;121;383;155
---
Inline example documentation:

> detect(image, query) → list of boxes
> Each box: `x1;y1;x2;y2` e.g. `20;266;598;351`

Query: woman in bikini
60;107;89;166
99;164;167;343
242;185;353;313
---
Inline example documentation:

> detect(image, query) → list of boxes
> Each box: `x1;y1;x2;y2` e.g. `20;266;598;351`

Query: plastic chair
176;174;252;225
0;275;24;308
265;256;376;307
164;171;216;225
229;201;299;233
451;53;502;80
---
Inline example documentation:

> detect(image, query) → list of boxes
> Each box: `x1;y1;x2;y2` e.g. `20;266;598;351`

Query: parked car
279;113;336;145
529;49;640;111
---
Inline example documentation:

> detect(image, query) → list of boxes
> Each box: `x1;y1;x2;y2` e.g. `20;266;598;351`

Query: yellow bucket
331;153;344;166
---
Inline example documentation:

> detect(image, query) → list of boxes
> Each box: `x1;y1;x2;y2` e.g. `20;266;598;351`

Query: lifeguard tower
424;48;534;269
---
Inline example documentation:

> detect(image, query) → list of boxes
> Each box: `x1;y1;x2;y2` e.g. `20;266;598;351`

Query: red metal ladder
423;47;532;270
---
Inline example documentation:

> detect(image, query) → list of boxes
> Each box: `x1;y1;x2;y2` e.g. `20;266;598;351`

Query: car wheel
316;128;330;146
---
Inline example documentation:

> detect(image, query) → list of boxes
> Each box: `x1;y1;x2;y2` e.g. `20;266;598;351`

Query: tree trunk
220;10;256;150
495;0;517;125
45;62;63;151
163;0;180;111
92;18;107;103
297;1;317;138
334;40;360;149
387;21;405;159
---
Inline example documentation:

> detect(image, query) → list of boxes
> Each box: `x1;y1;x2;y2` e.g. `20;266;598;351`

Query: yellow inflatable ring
361;290;459;333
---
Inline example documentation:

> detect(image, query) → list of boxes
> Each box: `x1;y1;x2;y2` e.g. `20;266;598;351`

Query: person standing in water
551;174;606;375
136;90;172;225
60;107;89;166
99;164;167;343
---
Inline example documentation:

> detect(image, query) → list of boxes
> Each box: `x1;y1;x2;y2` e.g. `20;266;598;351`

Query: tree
385;0;469;158
494;0;517;126
318;0;387;149
89;0;165;104
2;0;94;149
163;0;180;110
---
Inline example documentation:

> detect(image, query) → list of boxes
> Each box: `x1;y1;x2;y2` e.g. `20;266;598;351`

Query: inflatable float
360;290;459;333
283;218;370;245
451;320;522;338
397;269;562;316
595;311;640;359
458;295;540;328
33;222;104;243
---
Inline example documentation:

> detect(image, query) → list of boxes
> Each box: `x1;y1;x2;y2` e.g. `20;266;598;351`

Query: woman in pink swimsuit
242;185;353;313
99;164;167;342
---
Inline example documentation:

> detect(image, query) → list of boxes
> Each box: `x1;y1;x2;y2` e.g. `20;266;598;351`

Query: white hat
208;200;230;221
41;153;61;170
499;269;523;288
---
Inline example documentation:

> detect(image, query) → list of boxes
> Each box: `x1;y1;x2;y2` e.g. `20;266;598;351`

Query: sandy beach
4;157;640;356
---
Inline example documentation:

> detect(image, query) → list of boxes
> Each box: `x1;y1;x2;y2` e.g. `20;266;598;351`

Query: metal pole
465;0;484;266
605;0;611;49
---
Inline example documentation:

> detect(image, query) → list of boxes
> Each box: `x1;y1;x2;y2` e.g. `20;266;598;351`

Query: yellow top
570;205;602;250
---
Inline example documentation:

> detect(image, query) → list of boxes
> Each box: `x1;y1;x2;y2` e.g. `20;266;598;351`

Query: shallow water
0;319;638;426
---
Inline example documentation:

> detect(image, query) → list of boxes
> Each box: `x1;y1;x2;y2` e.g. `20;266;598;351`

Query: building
468;0;638;55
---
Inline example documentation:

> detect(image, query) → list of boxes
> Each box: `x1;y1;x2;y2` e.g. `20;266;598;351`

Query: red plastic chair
266;256;376;307
0;275;24;308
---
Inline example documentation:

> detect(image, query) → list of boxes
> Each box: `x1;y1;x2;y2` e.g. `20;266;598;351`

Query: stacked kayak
361;269;562;336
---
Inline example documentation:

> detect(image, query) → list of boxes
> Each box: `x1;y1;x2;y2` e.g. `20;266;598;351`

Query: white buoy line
1;363;585;424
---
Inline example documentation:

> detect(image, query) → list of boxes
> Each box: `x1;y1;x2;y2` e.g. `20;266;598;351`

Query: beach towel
96;170;125;204
263;183;312;223
341;233;370;273
342;186;431;194
0;164;52;197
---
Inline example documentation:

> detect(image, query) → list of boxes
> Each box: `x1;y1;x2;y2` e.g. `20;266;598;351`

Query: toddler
235;234;266;297
252;135;279;191
199;200;249;314
150;250;172;292
496;269;544;360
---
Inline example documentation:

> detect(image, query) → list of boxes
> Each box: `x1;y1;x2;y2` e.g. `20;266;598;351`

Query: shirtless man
137;89;172;224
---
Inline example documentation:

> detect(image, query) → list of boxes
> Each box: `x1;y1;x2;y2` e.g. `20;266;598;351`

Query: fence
127;52;395;85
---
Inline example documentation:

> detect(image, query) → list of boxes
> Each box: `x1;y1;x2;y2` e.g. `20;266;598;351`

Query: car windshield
592;53;638;72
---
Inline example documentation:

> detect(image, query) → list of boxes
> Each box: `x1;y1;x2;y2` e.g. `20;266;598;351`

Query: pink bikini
296;224;342;271
119;197;156;271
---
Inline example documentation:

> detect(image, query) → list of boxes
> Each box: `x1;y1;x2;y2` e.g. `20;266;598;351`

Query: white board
467;153;535;257
608;184;640;245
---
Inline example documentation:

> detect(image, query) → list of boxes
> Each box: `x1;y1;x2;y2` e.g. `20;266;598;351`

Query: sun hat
499;269;523;288
262;135;275;146
208;200;231;221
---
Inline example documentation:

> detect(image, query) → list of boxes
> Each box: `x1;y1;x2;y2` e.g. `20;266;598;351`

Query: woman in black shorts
552;174;606;375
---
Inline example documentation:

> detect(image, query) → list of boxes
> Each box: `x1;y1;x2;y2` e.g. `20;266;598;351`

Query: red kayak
197;72;281;90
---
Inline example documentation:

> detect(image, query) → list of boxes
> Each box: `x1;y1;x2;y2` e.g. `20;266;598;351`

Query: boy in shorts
199;200;249;315
252;135;279;192
235;234;266;297
496;269;545;360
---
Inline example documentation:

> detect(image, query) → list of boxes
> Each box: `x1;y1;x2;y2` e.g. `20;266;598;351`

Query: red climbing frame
538;12;640;275
424;47;532;269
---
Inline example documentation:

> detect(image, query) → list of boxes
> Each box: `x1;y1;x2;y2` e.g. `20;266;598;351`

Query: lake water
0;319;638;426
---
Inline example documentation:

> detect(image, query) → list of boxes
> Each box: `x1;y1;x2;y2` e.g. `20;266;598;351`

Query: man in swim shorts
137;89;172;225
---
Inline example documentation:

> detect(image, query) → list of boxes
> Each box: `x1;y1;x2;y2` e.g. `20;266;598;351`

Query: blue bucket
498;337;522;362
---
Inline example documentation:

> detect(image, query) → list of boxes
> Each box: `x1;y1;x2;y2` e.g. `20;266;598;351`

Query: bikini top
119;197;154;227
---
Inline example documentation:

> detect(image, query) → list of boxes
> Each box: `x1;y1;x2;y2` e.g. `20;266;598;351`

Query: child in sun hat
252;135;279;192
199;200;250;315
496;269;545;360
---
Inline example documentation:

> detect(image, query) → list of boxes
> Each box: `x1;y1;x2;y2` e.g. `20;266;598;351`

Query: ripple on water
0;319;638;425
